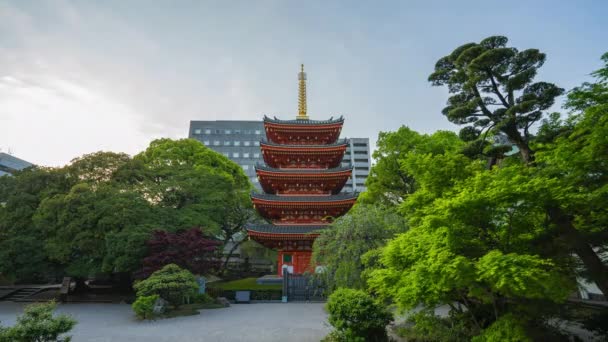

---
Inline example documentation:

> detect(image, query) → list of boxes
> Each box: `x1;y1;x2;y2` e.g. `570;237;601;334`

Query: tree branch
487;71;510;108
472;86;494;118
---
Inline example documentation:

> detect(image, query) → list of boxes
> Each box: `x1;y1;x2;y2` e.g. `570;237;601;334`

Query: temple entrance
278;250;312;276
282;272;326;302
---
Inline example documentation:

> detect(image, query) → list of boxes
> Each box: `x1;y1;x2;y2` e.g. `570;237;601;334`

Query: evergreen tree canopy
429;35;564;163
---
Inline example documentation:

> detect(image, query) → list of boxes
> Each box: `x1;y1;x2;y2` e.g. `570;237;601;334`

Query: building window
242;165;249;170
224;141;231;146
233;152;239;158
203;141;210;146
252;178;259;183
234;129;241;134
354;151;367;155
354;158;367;162
194;129;201;134
234;141;241;146
253;141;260;146
214;140;220;146
215;129;221;134
225;129;231;134
255;130;261;135
223;152;229;157
356;183;365;187
204;129;211;134
243;153;250;158
253;153;260;158
244;141;251;146
356;167;369;170
353;143;367;147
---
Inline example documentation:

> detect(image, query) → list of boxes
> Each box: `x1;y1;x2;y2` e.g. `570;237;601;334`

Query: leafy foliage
325;288;392;342
0;301;76;342
139;228;221;278
133;264;198;307
312;204;406;292
471;314;530;342
363;49;608;341
132;294;159;320
0;138;252;283
360;127;464;205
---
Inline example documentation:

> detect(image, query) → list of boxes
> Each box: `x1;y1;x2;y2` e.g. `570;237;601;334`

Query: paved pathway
0;302;330;342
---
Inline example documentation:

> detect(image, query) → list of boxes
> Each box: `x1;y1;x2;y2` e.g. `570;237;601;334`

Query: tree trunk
220;238;245;274
502;126;535;164
548;206;608;297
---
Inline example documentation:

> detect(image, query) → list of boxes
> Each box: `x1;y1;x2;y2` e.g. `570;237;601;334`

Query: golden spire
297;64;309;120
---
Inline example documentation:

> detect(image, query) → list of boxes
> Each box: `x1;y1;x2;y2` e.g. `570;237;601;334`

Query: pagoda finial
297;64;309;120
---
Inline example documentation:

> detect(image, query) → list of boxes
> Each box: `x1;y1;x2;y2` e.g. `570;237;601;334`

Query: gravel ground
0;302;330;342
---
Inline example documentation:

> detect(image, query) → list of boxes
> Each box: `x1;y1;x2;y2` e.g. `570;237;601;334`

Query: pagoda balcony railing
254;164;353;173
259;138;349;148
251;191;359;201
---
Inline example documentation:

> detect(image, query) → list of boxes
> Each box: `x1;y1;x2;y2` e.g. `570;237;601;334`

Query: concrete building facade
188;120;370;192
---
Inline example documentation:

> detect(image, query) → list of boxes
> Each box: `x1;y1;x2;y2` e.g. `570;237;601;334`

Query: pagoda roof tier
263;115;344;145
263;115;344;125
260;140;348;169
251;192;358;224
247;224;327;249
255;165;352;195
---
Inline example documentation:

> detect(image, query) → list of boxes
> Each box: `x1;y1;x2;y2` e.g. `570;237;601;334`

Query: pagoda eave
247;224;326;249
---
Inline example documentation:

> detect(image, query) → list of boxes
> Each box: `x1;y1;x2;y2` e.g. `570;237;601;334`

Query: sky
0;0;606;166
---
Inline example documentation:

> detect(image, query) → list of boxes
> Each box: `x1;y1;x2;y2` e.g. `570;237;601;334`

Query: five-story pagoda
247;65;358;276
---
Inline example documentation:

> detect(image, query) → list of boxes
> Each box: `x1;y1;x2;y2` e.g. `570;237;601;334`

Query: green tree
0;301;76;342
360;127;464;205
132;138;254;270
133;264;198;308
324;288;392;342
565;52;608;112
35;183;154;278
429;35;563;163
131;294;159;320
430;38;608;297
312;204;406;292
0;167;72;282
535;53;608;296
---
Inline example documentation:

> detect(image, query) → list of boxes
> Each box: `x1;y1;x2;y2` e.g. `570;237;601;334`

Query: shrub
193;293;214;304
395;310;472;342
133;264;198;308
325;288;392;342
0;301;76;342
132;294;159;320
471;314;531;342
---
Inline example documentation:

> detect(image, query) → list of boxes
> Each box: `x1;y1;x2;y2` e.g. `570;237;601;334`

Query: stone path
0;302;330;342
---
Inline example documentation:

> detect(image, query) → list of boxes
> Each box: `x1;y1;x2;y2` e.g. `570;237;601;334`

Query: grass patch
208;277;281;291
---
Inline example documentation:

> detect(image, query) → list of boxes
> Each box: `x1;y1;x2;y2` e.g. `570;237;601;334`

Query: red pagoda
247;65;358;276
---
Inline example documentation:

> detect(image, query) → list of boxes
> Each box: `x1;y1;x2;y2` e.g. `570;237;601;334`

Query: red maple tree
138;227;221;278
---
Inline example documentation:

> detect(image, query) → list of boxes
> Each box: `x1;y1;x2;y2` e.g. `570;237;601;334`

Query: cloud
0;1;281;166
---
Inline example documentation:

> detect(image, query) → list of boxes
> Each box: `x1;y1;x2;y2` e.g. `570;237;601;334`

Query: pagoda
247;65;358;276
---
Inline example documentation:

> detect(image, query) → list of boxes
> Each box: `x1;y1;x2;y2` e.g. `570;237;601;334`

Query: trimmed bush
132;294;159;320
193;293;214;304
0;301;76;342
325;288;392;342
133;264;198;308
